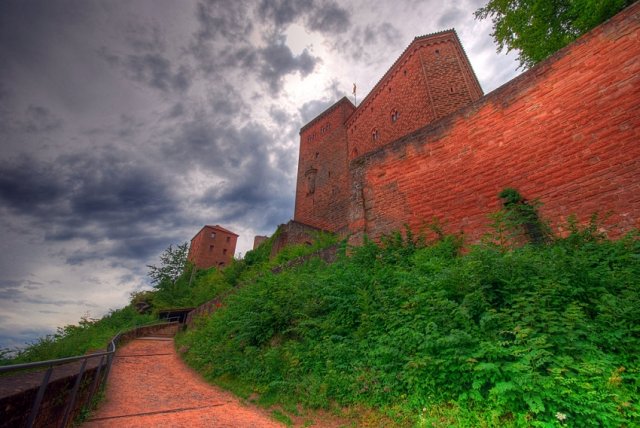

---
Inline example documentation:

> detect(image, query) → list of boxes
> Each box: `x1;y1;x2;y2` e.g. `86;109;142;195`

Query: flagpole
353;83;357;107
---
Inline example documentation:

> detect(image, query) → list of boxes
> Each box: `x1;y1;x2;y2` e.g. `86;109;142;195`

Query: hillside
177;212;639;427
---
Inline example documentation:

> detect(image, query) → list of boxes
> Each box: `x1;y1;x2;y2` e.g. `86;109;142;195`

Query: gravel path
83;337;283;428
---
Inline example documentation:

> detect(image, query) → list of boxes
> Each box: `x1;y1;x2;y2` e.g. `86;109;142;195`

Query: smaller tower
187;225;238;269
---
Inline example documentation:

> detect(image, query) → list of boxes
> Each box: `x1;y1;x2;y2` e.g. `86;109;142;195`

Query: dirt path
83;337;283;428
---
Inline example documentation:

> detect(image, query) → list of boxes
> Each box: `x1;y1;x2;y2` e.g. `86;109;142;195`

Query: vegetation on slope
0;227;337;365
178;205;639;426
1;306;154;365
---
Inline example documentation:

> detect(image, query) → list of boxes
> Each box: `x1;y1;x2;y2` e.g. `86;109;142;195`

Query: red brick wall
295;98;355;232
187;226;238;269
348;4;640;244
346;31;482;161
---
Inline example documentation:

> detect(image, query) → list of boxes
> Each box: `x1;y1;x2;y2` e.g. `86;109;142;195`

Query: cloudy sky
0;0;520;350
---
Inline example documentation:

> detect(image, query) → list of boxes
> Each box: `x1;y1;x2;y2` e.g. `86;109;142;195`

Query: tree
147;242;190;288
475;0;634;68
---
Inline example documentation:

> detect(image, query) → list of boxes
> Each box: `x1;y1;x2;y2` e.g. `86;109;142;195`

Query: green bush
4;306;154;364
178;221;640;426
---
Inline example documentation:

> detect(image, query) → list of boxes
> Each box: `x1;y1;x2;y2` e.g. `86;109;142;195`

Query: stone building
187;225;238;269
294;5;640;245
296;30;483;234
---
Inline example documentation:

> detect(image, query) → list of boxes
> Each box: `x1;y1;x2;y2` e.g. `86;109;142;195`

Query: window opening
391;109;399;123
372;129;380;142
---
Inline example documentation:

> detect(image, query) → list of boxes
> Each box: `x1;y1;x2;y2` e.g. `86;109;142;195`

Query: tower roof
346;29;483;127
299;96;355;134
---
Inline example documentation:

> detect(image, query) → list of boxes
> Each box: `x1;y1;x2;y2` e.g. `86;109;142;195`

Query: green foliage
486;188;552;248
178;217;640;426
271;230;339;267
475;0;634;68
3;306;153;364
149;265;233;309
147;242;190;289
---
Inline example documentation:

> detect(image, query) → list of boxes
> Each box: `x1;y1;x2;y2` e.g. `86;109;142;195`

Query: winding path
83;337;283;428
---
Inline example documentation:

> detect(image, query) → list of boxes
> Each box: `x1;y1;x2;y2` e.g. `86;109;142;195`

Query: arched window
390;109;399;123
305;168;318;195
371;128;380;142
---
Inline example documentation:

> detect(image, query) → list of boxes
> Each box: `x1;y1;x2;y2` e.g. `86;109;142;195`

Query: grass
176;217;640;427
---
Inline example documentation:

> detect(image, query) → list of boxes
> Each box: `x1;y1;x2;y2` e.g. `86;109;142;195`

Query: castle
290;3;640;246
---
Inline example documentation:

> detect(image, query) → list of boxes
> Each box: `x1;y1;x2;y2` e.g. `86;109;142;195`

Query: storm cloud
0;0;520;349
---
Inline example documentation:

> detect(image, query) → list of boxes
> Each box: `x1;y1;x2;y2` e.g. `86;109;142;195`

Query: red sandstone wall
346;31;482;161
295;98;355;232
348;4;640;244
187;226;238;269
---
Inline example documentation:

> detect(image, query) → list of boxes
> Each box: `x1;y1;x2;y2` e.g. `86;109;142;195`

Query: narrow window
391;109;399;123
226;236;230;243
372;129;379;142
223;249;227;255
209;245;214;252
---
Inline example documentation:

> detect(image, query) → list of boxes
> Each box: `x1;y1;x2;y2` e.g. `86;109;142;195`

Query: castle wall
346;32;482;161
348;4;640;244
294;98;355;232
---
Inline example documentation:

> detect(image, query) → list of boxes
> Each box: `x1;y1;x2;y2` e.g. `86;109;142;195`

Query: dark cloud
124;23;166;53
0;280;25;302
190;0;348;93
269;105;294;126
437;7;465;28
0;150;185;264
161;117;294;230
208;83;248;118
329;21;402;64
98;47;193;93
195;0;253;44
306;1;350;34
168;103;186;119
22;105;63;133
298;81;345;123
299;99;335;124
0;156;66;212
362;22;402;46
258;0;313;27
259;42;318;93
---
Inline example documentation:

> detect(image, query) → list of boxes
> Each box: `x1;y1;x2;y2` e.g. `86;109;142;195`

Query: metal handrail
0;319;177;428
0;351;112;373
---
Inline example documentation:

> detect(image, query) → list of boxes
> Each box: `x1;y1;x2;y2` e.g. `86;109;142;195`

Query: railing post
102;342;116;386
26;365;53;428
1;319;172;428
59;358;88;428
86;355;105;410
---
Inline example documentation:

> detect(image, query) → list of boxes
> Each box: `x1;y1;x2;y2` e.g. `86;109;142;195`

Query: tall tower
295;29;482;237
294;97;355;233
